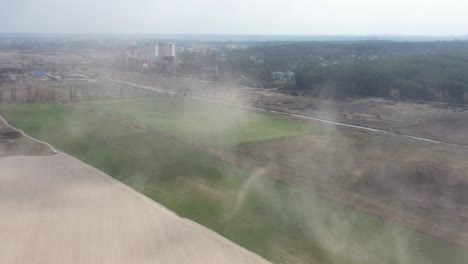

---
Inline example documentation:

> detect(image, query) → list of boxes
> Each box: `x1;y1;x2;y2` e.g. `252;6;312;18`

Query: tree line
294;54;468;104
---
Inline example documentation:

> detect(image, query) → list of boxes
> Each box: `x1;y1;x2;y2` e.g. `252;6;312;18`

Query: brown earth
0;154;270;264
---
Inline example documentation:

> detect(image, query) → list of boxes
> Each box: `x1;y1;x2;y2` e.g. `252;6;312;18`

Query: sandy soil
0;153;270;264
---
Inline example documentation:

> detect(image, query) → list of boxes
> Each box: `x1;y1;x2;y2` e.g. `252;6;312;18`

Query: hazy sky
0;0;467;35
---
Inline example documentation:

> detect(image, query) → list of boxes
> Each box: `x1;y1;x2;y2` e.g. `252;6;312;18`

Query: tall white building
157;42;176;58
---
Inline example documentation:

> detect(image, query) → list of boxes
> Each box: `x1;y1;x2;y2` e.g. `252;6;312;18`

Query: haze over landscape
2;1;468;264
1;0;468;36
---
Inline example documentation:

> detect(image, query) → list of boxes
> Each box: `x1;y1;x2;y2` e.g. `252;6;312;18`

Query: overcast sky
0;0;467;36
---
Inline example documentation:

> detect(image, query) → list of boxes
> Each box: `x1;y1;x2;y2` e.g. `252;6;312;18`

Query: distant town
2;35;468;103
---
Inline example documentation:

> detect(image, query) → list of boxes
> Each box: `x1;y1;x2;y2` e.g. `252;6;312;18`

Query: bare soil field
400;112;468;145
0;154;270;264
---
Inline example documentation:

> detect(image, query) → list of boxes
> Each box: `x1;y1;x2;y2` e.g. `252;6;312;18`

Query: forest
294;54;468;103
221;41;468;104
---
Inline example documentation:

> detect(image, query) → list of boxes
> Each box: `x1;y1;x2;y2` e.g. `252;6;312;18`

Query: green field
1;102;468;264
79;97;316;146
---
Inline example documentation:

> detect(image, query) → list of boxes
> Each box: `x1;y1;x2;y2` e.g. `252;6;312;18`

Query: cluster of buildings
121;41;176;69
176;46;217;56
271;71;295;82
225;44;247;50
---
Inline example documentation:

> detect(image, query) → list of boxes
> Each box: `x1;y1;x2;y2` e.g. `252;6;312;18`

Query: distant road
109;78;468;149
110;78;172;94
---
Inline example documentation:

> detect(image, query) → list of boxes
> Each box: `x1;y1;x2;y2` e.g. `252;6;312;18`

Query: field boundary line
0;114;59;154
61;153;271;264
0;111;271;263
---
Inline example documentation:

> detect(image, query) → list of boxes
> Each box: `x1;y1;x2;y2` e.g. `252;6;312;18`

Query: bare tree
10;86;17;102
35;86;39;102
26;83;32;103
